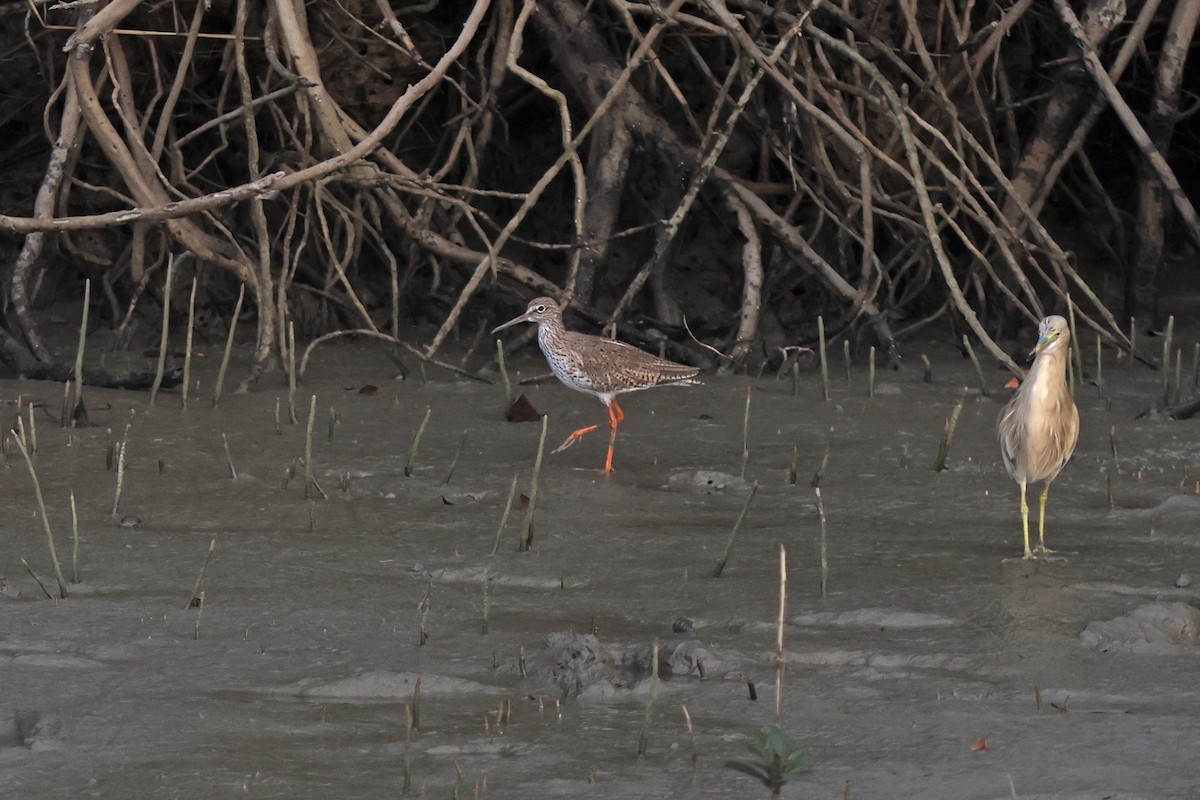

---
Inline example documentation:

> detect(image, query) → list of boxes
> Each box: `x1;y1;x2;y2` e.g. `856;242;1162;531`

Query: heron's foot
1031;545;1067;563
1002;551;1067;565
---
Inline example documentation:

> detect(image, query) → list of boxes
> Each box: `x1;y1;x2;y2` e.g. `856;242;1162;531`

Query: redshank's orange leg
602;399;624;473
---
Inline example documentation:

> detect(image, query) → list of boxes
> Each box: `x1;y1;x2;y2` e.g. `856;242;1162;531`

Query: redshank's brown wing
563;332;699;394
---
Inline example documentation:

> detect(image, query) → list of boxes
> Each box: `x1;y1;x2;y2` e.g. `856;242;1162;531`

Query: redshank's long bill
493;297;701;472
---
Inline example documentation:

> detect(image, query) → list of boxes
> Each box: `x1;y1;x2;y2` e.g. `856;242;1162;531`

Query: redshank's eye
535;304;545;313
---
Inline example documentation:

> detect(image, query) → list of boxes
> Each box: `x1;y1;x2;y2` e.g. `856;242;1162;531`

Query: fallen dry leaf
505;394;542;423
970;736;988;752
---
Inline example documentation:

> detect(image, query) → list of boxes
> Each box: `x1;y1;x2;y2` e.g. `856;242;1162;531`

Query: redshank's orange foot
551;424;600;454
602;446;616;473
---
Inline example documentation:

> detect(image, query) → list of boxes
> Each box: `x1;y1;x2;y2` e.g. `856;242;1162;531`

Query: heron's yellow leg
1033;482;1057;555
1022;482;1032;563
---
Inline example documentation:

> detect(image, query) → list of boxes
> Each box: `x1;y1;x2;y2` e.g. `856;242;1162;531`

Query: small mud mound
1080;602;1200;653
665;470;750;494
527;632;722;696
0;711;65;751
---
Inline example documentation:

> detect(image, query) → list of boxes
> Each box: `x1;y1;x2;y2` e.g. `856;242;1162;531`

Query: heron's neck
1029;347;1070;397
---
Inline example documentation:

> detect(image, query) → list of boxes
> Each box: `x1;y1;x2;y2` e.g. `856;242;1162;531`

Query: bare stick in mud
405;406;432;477
1161;314;1175;404
303;395;326;499
740;384;752;480
182;277;198;410
810;429;832;488
712;480;759;578
193;590;206;640
212;283;245;408
185;537;217;610
868;346;876;399
1095;334;1103;392
222;433;238;479
842;340;851;382
933;388;968;472
72;279;89;422
520;415;549;552
70;490;79;584
816;489;829;598
149;254;175;406
787;445;798;485
411;676;422;729
418;582;431;646
112;419;132;516
327;406;338;443
481;568;491;635
1109;424;1119;460
1174;348;1183;405
637;639;660;756
496;339;512;403
962;335;989;398
1129;317;1137;369
27;405;37;454
443;432;465;484
682;705;698;785
493;473;519;555
14;419;67;599
287;321;298;424
21;558;54;600
274;397;282;435
921;354;933;384
818;316;830;401
403;704;414;793
775;544;788;721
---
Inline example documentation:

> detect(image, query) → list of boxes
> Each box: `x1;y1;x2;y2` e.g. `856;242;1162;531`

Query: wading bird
493;297;701;473
997;315;1080;559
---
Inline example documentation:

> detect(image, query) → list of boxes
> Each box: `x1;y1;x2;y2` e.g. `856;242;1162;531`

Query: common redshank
997;315;1079;559
493;297;701;472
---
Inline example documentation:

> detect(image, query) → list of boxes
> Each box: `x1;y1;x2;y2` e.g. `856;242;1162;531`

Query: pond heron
997;315;1080;559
